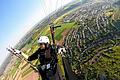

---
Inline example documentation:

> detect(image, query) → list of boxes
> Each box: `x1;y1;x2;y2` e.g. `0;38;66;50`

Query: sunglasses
39;43;45;45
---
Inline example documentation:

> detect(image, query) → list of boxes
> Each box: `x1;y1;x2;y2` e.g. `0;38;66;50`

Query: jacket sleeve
28;49;40;61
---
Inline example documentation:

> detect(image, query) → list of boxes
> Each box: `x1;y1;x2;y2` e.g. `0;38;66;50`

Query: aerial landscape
0;0;120;80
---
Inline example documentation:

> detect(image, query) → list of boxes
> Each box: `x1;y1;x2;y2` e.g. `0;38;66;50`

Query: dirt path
56;29;70;45
23;71;39;80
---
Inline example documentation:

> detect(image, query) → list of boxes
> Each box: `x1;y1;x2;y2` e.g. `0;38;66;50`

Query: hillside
64;0;120;79
1;0;120;80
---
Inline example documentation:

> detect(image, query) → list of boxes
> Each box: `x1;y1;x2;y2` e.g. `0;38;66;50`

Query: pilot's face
39;43;45;49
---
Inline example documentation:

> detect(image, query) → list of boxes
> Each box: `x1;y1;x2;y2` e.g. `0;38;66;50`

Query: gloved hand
14;49;21;54
58;47;66;57
9;47;29;59
7;47;21;54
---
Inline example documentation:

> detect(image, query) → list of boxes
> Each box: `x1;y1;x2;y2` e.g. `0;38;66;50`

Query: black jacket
28;45;57;65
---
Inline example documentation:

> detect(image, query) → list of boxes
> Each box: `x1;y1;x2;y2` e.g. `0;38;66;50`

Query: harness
37;45;57;70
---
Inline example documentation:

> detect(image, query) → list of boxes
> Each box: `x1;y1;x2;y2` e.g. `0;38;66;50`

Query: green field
54;22;76;40
10;59;21;77
81;46;120;79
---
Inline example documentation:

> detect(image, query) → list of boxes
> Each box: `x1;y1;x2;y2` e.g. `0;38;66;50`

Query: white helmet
38;36;50;44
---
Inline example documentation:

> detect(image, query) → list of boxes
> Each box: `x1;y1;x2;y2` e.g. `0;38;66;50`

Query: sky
0;0;74;67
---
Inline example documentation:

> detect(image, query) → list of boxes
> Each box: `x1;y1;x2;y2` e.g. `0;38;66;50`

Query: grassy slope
71;8;120;79
11;59;21;77
82;46;120;79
